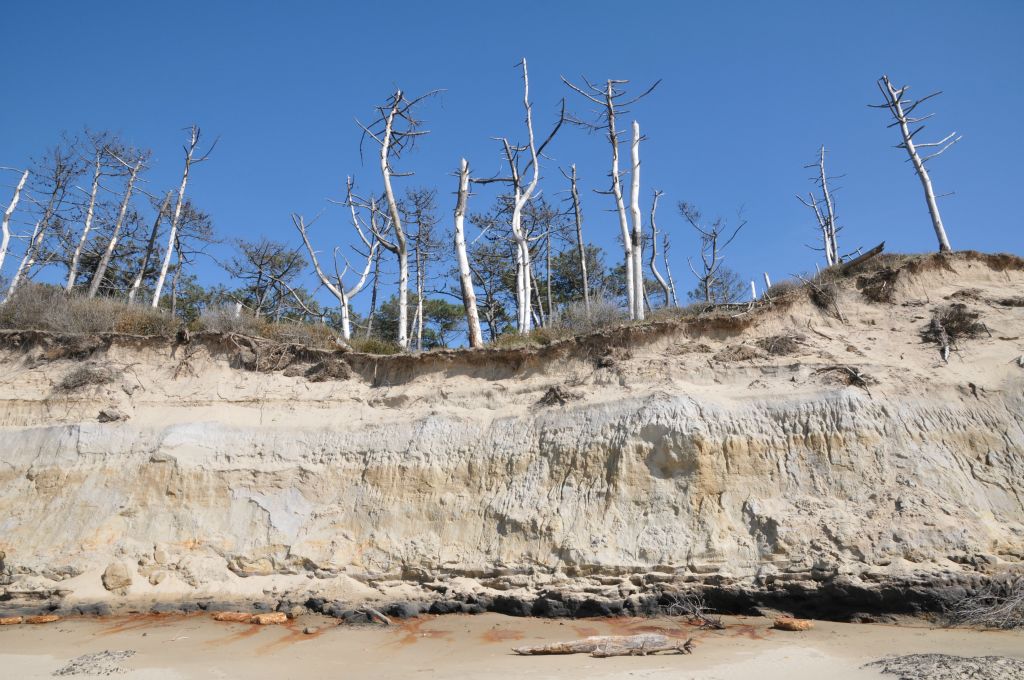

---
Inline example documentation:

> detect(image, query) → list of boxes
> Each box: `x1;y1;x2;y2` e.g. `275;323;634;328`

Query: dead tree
87;150;147;297
127;192;171;303
294;179;378;340
454;159;483;347
663;231;679;306
872;75;960;252
0;168;29;277
562;164;589;314
4;143;82;303
679;202;746;304
400;188;441;350
66;132;111;292
356;89;439;349
151;125;216;307
363;246;382;338
562;74;658;319
628;122;645;319
648;190;671;306
797;145;842;266
476;59;564;334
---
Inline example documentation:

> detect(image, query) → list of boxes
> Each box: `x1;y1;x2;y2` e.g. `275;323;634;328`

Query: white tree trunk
664;235;679;306
4;220;42;303
880;77;953;253
568;164;589;314
378;94;410;348
817;146;840;262
294;210;376;341
607;83;634;317
66;154;103;292
648;190;670;306
128;192;170;304
87;159;142;298
339;297;352;340
453;159;483;347
151;128;198;307
415;251;424;351
0;169;29;279
629;121;644;320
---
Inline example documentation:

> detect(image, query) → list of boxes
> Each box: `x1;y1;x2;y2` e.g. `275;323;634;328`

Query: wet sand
1;613;1021;679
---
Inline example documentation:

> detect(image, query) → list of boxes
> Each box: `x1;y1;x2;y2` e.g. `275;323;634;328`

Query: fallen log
838;241;885;274
513;634;693;657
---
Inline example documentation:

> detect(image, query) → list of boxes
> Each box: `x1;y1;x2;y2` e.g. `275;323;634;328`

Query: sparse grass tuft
347;337;404;355
921;303;989;349
57;363;120;392
756;333;805;356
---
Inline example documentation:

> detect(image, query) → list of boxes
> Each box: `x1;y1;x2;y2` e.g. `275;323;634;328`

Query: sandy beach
2;613;1022;679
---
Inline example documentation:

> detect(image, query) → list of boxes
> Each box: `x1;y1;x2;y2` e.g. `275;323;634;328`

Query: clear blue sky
2;0;1021;309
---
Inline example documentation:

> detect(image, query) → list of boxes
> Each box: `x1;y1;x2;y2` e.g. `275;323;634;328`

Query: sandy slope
0;252;1022;617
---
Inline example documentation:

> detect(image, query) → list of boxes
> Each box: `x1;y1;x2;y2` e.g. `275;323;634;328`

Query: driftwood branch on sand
513;633;694;658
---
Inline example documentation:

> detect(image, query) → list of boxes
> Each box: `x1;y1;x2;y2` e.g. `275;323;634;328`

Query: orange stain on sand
393;615;453;646
481;627;526;643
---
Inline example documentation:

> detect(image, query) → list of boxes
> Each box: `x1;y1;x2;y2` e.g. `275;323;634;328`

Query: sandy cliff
1;252;1022;620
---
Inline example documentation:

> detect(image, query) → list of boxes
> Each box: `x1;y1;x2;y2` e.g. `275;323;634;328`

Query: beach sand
2;613;1021;679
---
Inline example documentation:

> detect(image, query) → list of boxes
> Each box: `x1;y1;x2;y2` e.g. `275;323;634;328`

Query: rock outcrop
0;252;1022;620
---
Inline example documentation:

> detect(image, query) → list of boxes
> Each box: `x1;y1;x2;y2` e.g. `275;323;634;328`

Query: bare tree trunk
128;192;171;304
0;169;29;278
629;121;644;320
453;159;483;348
545;221;553;323
169;241;182;318
378;94;411;348
415;242;424;351
648;190;670;306
365;247;381;338
293;207;376;341
817;146;840;263
567;164;589;313
4;163;71;302
876;76;956;252
153;126;206;307
66;154;103;292
88;158;142;298
530;267;545;328
663;233;679;306
608;85;634;318
4;220;41;302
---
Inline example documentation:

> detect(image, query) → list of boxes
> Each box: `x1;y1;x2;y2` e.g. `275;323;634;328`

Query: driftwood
514;634;693;657
358;607;393;626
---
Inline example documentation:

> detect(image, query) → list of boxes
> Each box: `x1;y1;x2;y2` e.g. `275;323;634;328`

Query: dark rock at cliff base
385;602;423;619
488;595;533;617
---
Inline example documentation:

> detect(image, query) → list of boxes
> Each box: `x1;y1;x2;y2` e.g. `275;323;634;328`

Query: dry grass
57;363;120;392
304;358;353;382
763;279;802;299
196;306;338;349
0;284;178;336
921;303;989;353
755;333;805;356
347;337;404;355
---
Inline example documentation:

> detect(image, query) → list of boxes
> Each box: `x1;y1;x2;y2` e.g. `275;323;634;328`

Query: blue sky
1;0;1021;310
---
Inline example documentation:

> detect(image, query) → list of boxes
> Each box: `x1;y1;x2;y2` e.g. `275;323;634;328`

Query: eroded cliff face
1;253;1023;619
